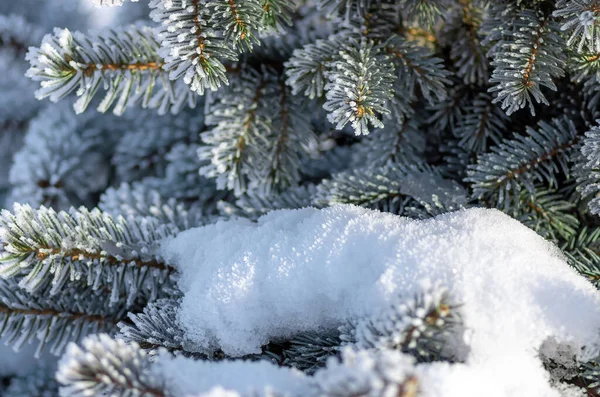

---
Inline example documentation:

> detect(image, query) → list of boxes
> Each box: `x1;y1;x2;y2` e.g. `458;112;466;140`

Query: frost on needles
8;0;600;396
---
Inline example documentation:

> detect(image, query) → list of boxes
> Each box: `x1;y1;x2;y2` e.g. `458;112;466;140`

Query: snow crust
162;205;600;397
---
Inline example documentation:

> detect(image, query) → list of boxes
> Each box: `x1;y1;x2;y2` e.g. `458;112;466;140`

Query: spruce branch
0;277;124;356
512;186;579;242
57;334;166;397
259;0;294;32
118;298;203;356
150;0;237;94
466;117;579;210
323;39;395;135
341;3;400;42
112;110;204;183
99;183;205;232
285;37;340;99
26;26;197;116
453;92;509;153
209;0;263;51
198;70;275;196
228;184;315;219
488;10;566;115
442;2;488;86
0;204;175;305
554;0;600;53
569;49;600;86
578;355;600;396
261;83;317;194
426;85;471;133
8;105;111;211
315;163;467;215
317;0;373;19
401;0;446;26
385;34;451;106
200;71;316;195
562;227;600;288
281;331;341;374
348;282;461;362
351;118;425;169
143;142;223;207
574;121;600;216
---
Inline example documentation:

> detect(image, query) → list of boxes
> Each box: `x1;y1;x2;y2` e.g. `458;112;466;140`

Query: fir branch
348;282;461;362
512;186;580;242
198;70;275;196
282;331;341;374
554;0;600;53
142;142;223;207
453;92;509;153
385;34;451;106
0;278;124;356
261;83;317;193
259;0;294;32
466;117;579;210
401;0;446;26
351;118;426;168
315;163;467;215
562;227;600;288
488;10;566;115
227;184;316;219
285;37;340;99
99;183;205;232
442;1;489;86
317;0;373;19
118;298;203;356
209;0;262;51
574;121;600;216
150;0;237;94
0;204;175;305
323;39;395;135
57;334;166;397
26;26;197;115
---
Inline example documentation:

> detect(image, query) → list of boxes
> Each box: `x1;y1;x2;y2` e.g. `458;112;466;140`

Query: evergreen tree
3;0;600;395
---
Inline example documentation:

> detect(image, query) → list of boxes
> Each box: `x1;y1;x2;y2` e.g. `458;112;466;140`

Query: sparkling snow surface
162;205;600;397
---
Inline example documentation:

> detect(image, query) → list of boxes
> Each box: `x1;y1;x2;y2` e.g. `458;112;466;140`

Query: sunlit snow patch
162;204;600;397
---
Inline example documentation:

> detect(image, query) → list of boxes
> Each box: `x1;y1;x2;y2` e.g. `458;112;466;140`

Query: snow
156;347;417;397
156;354;307;397
161;204;600;397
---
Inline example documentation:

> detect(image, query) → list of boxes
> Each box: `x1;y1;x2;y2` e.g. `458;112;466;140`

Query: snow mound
162;205;600;396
